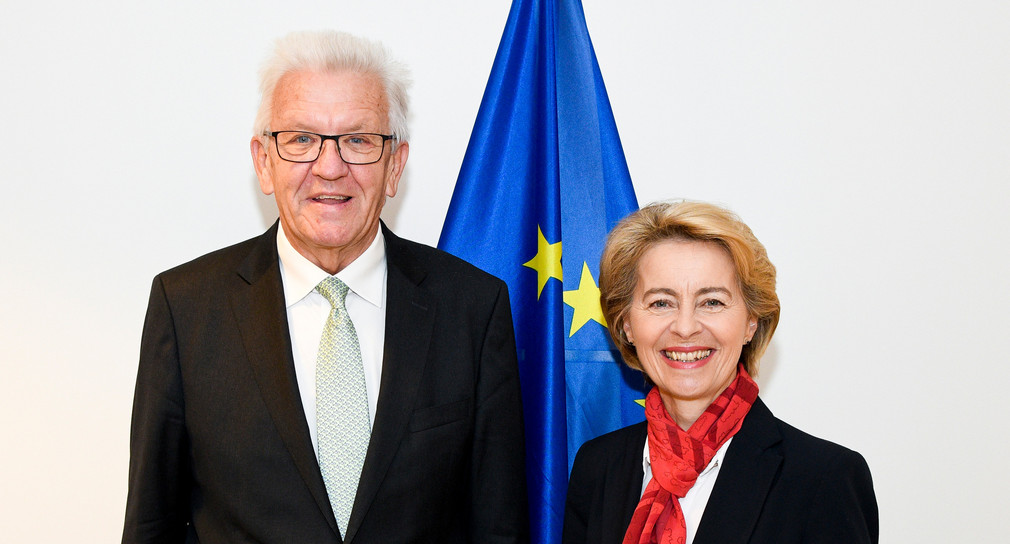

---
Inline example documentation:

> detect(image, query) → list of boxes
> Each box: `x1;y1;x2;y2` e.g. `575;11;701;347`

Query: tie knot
316;276;350;308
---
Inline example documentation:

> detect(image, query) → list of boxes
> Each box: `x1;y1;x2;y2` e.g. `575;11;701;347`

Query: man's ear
251;136;275;195
384;141;409;198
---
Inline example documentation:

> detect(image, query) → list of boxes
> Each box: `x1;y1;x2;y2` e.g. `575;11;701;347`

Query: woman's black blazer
563;397;878;544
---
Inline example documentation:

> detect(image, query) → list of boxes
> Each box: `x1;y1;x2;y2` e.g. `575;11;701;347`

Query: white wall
2;1;1007;542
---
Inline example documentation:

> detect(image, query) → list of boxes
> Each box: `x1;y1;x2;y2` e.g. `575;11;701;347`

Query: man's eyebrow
280;122;370;134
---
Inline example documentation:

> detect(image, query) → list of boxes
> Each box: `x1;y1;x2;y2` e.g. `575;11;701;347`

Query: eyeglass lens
274;132;387;164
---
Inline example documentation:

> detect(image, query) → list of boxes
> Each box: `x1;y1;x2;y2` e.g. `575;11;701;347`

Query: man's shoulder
384;227;506;291
155;227;274;285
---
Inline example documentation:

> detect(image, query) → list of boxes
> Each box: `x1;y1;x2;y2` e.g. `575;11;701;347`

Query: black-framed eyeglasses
269;131;395;164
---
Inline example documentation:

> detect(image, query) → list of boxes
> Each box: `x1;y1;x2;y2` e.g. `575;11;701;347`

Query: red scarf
623;365;759;544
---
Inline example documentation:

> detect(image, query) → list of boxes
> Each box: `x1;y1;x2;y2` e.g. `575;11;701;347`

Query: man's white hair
253;30;411;144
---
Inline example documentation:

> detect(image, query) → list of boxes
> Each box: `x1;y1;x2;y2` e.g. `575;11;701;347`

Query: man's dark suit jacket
563;398;878;544
123;223;529;543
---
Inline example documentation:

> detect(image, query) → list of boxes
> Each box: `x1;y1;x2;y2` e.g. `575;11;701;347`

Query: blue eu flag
437;0;648;541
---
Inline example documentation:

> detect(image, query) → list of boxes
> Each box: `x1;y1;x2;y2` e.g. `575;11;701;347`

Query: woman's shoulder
742;398;876;503
574;421;647;458
749;400;879;541
569;421;648;478
769;410;870;470
743;398;868;464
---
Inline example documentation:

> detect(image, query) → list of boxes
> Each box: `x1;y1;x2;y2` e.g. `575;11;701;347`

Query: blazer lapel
343;226;435;543
608;423;649;543
230;223;340;537
694;398;783;544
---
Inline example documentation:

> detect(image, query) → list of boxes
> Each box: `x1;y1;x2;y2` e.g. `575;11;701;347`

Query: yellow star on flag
523;226;563;299
563;261;607;337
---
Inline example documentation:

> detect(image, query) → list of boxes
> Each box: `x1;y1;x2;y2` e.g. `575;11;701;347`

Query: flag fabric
437;0;648;541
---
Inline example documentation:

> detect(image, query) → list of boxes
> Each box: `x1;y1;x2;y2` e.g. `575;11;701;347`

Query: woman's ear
623;320;635;345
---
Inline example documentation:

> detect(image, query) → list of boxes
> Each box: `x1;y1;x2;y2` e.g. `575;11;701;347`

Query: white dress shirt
641;437;732;544
276;224;387;454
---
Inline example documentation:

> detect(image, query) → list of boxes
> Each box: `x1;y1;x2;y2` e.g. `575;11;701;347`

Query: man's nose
312;139;349;179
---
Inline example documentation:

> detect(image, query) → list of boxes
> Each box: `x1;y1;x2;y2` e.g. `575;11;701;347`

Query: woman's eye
702;299;726;308
648;299;671;309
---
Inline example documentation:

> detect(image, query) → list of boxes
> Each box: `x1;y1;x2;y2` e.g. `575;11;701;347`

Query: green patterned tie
315;277;371;536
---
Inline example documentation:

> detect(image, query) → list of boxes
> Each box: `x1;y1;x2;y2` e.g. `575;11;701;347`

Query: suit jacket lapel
344;226;435;543
694;397;783;544
609;423;649;543
230;223;340;537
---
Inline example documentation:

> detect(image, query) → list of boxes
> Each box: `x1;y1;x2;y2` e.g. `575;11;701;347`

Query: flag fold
438;0;647;541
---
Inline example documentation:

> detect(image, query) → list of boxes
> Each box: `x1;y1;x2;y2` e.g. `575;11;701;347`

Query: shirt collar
276;222;387;309
643;435;734;478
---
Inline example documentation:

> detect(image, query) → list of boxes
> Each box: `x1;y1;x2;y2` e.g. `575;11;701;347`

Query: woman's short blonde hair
599;201;780;376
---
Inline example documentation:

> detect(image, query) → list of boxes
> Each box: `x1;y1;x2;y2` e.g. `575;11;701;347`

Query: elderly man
123;31;528;543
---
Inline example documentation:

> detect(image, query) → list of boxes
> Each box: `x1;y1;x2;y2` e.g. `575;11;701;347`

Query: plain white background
2;1;1007;542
